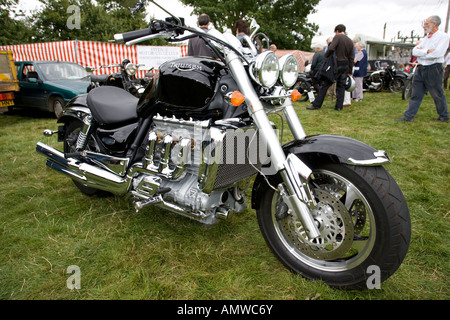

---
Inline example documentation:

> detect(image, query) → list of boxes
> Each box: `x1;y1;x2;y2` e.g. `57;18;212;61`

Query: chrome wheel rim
272;169;376;272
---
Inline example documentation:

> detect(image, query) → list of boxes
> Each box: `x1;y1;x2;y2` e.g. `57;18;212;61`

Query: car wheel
50;96;64;118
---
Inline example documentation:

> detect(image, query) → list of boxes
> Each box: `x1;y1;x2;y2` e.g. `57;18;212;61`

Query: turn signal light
291;89;302;102
231;91;245;106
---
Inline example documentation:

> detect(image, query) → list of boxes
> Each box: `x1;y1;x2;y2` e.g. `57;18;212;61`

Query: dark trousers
404;63;449;120
313;61;349;109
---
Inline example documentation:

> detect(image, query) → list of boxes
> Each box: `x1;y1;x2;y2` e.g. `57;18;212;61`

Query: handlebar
114;28;152;43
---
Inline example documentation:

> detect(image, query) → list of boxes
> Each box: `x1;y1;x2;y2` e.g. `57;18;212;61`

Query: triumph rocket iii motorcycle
88;59;150;97
36;0;411;290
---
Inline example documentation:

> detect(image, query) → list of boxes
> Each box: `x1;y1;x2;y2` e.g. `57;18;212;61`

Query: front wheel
256;162;411;290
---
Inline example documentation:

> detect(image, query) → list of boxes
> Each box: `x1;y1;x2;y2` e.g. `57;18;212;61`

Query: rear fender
251;134;390;209
57;93;91;124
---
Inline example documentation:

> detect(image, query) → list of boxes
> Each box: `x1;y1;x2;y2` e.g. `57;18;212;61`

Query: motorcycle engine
132;114;264;224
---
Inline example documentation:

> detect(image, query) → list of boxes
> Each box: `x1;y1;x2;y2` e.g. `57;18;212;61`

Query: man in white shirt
396;15;449;122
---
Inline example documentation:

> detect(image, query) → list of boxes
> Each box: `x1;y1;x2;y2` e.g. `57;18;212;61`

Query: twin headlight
250;51;298;89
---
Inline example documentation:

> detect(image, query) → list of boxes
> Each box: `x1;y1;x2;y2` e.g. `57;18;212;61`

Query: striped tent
0;41;188;78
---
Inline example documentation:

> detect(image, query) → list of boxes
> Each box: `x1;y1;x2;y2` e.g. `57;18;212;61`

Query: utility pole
383;23;386;40
446;0;450;33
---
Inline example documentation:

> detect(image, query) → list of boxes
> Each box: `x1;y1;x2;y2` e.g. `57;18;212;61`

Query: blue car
14;61;91;117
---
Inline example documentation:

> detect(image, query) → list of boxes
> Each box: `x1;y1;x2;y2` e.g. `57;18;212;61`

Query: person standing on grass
395;15;449;122
352;41;368;102
307;24;354;111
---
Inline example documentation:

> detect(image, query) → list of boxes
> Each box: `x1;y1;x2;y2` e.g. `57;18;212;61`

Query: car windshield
37;62;89;80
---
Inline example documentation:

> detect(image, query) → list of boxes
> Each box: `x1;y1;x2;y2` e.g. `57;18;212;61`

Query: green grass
0;90;449;300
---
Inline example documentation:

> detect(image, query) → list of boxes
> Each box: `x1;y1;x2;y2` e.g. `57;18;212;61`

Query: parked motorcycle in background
363;62;408;93
294;61;316;102
36;0;411;290
88;59;151;97
402;62;418;100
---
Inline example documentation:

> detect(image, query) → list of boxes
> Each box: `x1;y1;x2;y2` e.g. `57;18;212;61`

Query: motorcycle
402;62;419;100
88;59;151;97
363;63;408;93
36;0;411;290
294;62;316;102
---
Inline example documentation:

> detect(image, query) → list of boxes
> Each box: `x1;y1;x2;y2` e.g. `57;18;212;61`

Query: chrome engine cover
131;114;263;224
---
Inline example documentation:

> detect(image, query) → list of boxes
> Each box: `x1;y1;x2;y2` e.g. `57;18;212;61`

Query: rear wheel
389;77;405;93
63;120;102;196
256;162;411;290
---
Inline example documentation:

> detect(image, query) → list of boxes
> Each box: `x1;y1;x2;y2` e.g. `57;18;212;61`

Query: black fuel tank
137;56;227;117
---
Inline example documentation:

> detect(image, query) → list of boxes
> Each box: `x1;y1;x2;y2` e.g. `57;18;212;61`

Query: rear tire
63;120;102;196
256;162;411;290
389;77;405;93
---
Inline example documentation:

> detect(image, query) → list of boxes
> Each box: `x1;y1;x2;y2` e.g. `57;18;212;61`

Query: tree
0;0;34;45
179;0;319;51
31;0;148;42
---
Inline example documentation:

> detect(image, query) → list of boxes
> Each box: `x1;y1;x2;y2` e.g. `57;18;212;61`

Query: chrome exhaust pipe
36;142;131;195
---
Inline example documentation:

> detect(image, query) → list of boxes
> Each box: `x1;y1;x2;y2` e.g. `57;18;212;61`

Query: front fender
251;134;390;210
282;134;390;167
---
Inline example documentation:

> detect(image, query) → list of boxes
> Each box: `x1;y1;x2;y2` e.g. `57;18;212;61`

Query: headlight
278;54;298;88
125;63;138;76
250;51;279;88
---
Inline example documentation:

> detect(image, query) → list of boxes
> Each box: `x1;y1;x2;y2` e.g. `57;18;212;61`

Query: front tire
256;162;411;290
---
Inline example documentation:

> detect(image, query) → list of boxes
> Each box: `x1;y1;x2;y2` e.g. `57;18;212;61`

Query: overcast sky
16;0;450;42
308;0;449;41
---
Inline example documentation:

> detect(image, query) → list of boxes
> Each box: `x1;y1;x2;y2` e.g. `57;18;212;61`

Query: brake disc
280;189;354;260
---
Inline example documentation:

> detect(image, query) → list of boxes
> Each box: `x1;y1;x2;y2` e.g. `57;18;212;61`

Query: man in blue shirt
396;15;449;122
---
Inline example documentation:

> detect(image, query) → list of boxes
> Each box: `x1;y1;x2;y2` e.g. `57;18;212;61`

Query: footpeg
134;195;163;212
134;187;171;212
43;129;58;136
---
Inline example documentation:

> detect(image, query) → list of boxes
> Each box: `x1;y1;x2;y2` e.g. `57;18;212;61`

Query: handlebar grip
114;28;151;43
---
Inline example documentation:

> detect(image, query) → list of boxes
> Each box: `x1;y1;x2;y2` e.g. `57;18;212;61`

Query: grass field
0;90;448;300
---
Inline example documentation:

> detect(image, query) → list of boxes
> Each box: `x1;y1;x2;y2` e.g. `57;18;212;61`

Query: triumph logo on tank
170;62;203;72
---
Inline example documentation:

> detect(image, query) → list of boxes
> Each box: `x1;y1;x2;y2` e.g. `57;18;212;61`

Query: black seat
87;86;138;125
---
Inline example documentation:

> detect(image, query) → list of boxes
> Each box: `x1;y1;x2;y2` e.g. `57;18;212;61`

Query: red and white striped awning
0;41;188;78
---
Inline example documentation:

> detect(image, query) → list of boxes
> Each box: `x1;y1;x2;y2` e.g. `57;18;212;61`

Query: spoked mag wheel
257;162;411;290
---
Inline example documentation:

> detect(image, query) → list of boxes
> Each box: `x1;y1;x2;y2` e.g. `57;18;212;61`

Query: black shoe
334;107;343;111
306;105;321;110
433;117;449;122
395;117;413;122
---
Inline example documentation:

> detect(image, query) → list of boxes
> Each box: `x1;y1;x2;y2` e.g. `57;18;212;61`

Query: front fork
226;52;320;239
